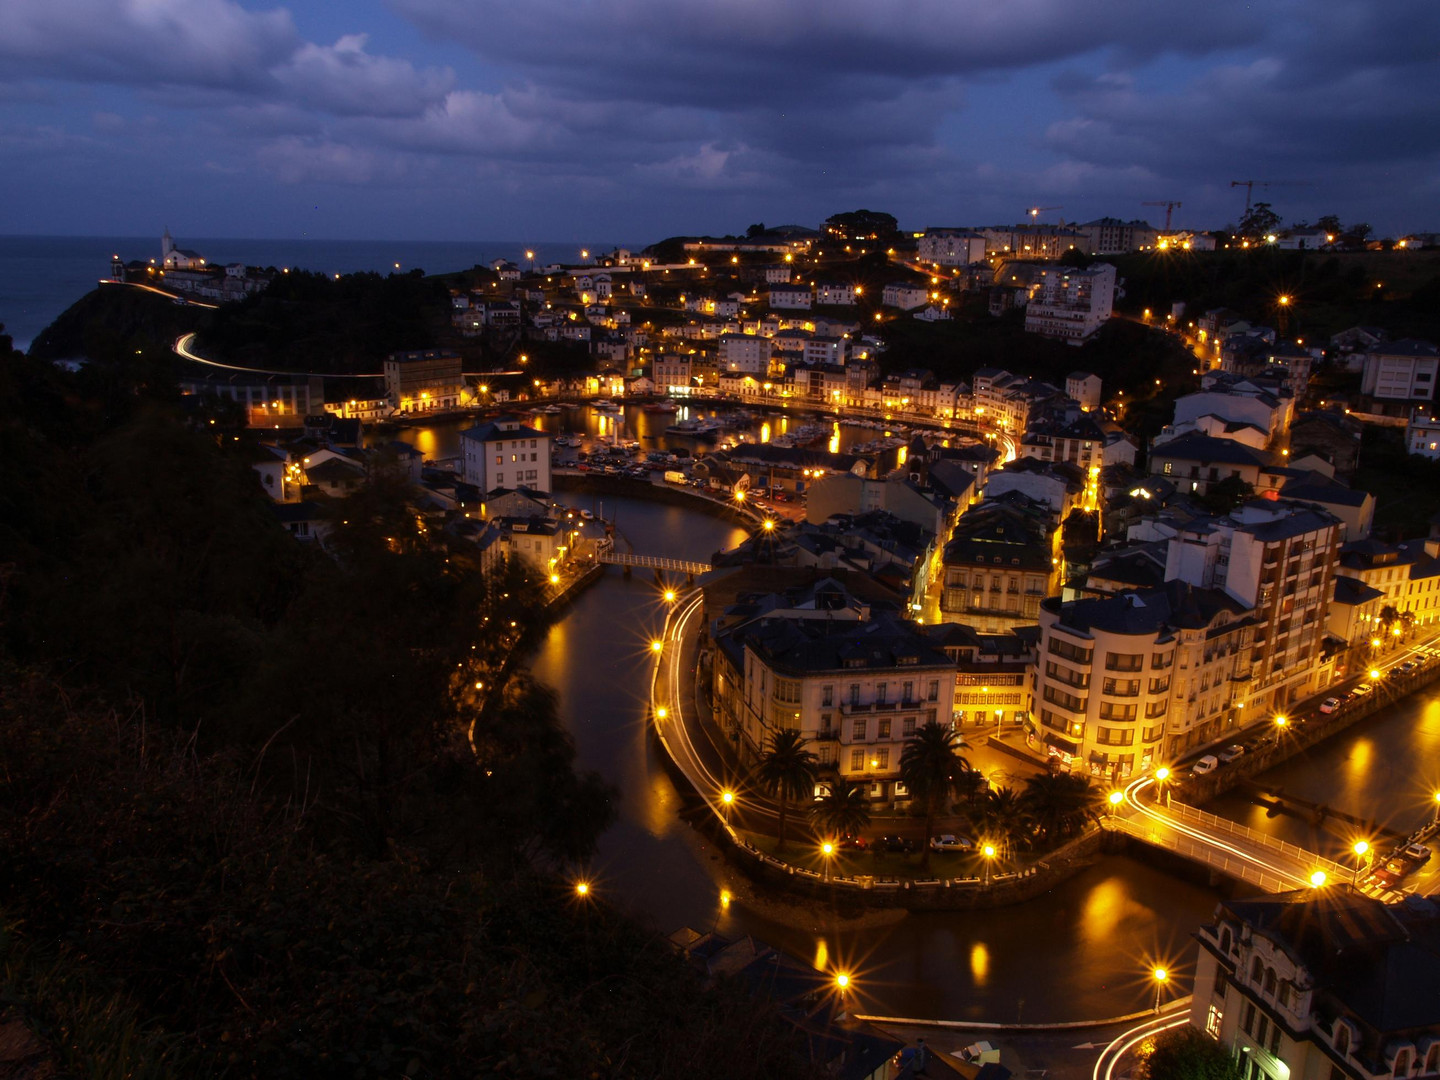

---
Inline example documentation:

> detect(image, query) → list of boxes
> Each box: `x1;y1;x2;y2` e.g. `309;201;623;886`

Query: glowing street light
655;706;668;720
663;588;677;603
981;843;997;886
1154;766;1171;806
1108;790;1124;816
762;519;776;532
1352;839;1372;883
821;840;835;881
575;880;591;898
1309;870;1328;888
651;639;664;654
1152;966;1169;1013
834;972;851;994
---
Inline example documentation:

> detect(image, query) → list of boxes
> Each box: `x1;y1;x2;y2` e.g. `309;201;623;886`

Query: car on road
1319;697;1341;714
836;834;867;851
1352;683;1373;696
1400;842;1432;864
928;834;974;852
1218;744;1246;763
877;835;918;854
1397;660;1418;675
1191;755;1219;776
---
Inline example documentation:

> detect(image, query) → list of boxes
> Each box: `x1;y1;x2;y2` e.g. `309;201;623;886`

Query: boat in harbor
593;399;623;413
535;404;564;415
642;399;679;413
664;417;722;440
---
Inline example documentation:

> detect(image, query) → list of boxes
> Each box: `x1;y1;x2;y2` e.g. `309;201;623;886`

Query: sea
0;235;627;353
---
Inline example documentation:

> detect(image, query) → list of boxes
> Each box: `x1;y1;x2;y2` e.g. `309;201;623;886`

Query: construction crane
1230;180;1310;212
1142;200;1182;230
1027;206;1063;224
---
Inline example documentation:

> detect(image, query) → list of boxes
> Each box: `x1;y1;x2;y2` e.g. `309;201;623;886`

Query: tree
746;222;767;238
1196;474;1254;515
1143;1026;1245;1080
753;728;818;851
966;785;1034;856
1238;202;1282;240
1342;223;1372;248
900;721;970;858
809;775;871;840
1021;772;1102;847
1316;214;1343;239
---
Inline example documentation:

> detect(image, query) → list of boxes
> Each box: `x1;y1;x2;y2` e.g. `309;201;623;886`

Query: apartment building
939;496;1058;633
1023;263;1118;344
1033;581;1254;776
1162;501;1341;711
1360;340;1439;401
1190;891;1440;1080
711;590;957;803
718;333;771;374
459;415;552;494
383;350;465;414
917;229;987;266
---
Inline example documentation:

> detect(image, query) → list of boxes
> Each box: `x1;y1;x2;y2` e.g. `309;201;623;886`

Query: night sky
3;0;1437;241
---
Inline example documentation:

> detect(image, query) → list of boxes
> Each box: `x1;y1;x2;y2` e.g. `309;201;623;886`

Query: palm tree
900;721;970;857
753;728;818;851
810;775;871;841
1020;772;1102;848
966;784;1034;857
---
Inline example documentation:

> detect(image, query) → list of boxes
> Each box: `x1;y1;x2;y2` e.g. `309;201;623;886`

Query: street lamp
721;789;735;822
655;706;667;720
575;880;591;898
663;588;677;603
1108;790;1124;816
1352;840;1371;884
1433;791;1440;826
651;639;664;654
1310;870;1328;888
821;841;835;881
1152;967;1169;1013
1155;767;1171;807
982;843;996;886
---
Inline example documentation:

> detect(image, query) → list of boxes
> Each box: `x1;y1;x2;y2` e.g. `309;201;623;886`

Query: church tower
162;227;175;267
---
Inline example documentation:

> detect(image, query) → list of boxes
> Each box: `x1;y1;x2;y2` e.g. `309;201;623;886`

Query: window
822;685;834;707
851;719;867;741
1393;1050;1411;1078
1269;1026;1282;1056
1105;652;1144;671
495;455;503;466
1215;968;1229;997
1099;703;1137;721
903;717;916;737
1206;1004;1224;1038
1046;661;1090;688
850;749;866;771
849;684;860;705
878;719;891;740
1103;677;1141;696
1264;969;1277;997
1145;701;1169;720
1256;1016;1269;1046
1242;1002;1256;1035
1043;685;1085;712
927;680;940;702
877;683;888;704
1251;957;1263;985
1048;637;1093;663
1148;677;1171;694
873;748;890;770
902;681;914;704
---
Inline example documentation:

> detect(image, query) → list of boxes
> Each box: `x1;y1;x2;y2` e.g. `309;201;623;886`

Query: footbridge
1112;778;1353;894
595;540;712;578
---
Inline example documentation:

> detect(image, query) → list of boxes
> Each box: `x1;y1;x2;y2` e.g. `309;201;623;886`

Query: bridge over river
1113;777;1417;899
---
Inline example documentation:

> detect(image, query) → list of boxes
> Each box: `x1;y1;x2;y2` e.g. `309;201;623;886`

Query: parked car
1218;744;1246;763
836;834;867;851
1397;660;1418;675
877;835;917;854
1399;842;1432;864
928;834;974;852
1352;683;1373;696
1191;755;1219;776
1319;697;1341;714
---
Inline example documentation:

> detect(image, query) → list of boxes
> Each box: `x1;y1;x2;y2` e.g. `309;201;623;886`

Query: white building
1407;407;1440;459
768;284;813;310
718;334;771;374
814;281;857;306
917;229;986;267
882;282;931;310
1023;264;1117;344
1360;340;1438;401
1066;371;1102;411
460;416;552;493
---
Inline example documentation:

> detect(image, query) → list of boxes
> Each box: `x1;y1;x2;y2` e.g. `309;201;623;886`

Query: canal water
366;401;943;465
459;428;1440;1022
528;494;1222;1022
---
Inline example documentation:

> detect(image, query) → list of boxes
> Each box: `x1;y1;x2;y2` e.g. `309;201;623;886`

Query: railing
1112;818;1299;893
598;549;713;575
1167;800;1350;880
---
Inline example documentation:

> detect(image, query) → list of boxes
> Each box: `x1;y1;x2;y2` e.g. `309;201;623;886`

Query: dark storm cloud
0;0;1434;236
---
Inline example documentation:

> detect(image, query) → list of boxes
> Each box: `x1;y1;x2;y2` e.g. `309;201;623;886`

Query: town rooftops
1044;580;1248;638
1148;433;1275;468
1218;890;1440;1032
716;611;952;677
1368;338;1438;357
460;419;547;443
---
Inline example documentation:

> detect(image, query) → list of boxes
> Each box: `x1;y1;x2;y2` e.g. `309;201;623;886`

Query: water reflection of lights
760;421;771;443
969;942;990;985
1079;878;1130;946
1347;738;1373;776
814;938;829;973
829;422;841;454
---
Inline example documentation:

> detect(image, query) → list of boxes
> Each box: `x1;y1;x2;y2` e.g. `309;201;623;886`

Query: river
528;494;1223;1022
480;433;1440;1022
